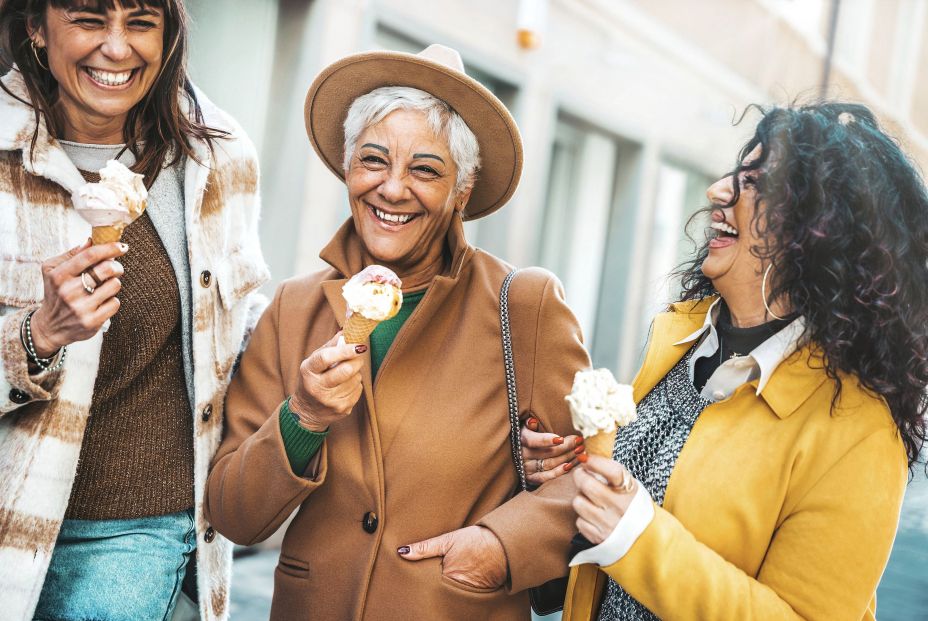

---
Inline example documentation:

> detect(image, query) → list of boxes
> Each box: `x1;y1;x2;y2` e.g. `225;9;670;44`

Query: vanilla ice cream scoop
342;265;403;321
72;160;148;244
566;368;637;441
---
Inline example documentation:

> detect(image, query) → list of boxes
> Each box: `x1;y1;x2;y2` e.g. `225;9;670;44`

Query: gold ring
80;271;96;295
615;469;635;494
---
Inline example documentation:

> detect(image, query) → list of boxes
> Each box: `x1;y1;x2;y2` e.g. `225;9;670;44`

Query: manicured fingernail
574;445;586;455
563;462;573;472
397;546;410;555
553;436;564;445
576;437;584;445
355;345;368;354
577;453;588;463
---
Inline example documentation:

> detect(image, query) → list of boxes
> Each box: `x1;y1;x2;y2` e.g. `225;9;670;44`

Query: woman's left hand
398;525;508;589
572;455;638;545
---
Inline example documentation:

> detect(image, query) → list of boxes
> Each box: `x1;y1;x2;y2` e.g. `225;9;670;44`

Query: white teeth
374;208;413;224
710;222;739;236
86;68;133;86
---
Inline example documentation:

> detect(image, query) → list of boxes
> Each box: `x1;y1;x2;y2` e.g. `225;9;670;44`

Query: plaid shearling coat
0;69;269;621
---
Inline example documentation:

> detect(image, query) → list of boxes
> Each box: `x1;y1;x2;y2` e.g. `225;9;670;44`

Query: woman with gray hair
205;45;588;619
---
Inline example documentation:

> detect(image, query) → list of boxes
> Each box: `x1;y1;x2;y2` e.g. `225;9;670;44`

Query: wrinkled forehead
47;0;165;14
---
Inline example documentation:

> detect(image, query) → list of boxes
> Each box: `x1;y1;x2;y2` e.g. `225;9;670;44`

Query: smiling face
701;144;766;296
346;108;472;279
31;1;164;143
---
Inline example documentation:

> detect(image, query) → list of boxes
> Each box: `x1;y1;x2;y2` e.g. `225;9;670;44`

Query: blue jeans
34;509;197;621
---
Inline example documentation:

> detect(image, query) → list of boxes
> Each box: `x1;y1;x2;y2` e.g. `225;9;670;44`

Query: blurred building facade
188;0;928;382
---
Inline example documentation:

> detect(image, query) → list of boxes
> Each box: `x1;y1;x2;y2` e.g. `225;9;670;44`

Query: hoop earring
30;40;49;71
761;263;786;321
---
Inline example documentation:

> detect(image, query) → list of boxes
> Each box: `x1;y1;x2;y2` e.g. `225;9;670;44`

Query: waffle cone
584;429;617;458
343;315;380;344
91;225;125;245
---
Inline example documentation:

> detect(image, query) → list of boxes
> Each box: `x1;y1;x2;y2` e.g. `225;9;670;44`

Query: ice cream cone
584;429;617;458
91;225;125;245
343;314;380;344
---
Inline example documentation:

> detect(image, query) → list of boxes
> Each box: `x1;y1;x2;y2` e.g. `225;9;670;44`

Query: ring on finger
87;266;105;287
80;271;96;295
536;458;545;473
615;469;635;494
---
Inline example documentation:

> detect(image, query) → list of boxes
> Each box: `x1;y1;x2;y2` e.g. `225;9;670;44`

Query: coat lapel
632;298;714;403
317;215;474;457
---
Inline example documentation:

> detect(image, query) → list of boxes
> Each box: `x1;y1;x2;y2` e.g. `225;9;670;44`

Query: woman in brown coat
204;45;588;620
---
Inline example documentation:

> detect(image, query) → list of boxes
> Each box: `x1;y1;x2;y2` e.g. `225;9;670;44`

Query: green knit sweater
279;290;426;474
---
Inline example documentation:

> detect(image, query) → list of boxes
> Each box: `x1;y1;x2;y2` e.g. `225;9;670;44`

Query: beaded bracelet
20;310;67;372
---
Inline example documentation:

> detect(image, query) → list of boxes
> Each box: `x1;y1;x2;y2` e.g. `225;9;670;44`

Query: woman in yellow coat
560;103;927;620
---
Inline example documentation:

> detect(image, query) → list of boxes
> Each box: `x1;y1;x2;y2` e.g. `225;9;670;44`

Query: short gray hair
343;86;481;193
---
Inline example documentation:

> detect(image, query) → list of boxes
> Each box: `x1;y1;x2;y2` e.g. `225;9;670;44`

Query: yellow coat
563;298;908;621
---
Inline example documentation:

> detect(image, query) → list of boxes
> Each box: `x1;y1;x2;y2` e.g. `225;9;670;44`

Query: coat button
201;404;213;422
712;389;726;401
362;511;378;534
204;526;216;543
200;270;212;288
9;389;30;404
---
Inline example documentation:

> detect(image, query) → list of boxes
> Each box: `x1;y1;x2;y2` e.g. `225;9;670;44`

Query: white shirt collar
675;298;806;400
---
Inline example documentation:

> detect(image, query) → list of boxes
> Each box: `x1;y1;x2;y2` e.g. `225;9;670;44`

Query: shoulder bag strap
499;269;528;493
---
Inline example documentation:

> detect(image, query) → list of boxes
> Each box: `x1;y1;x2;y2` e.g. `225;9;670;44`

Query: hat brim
304;51;523;221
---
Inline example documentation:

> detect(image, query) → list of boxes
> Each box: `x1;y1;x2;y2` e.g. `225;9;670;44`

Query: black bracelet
20;310;66;372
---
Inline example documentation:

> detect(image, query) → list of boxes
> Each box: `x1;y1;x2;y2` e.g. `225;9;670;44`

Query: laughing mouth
369;204;419;225
84;67;136;87
710;221;739;239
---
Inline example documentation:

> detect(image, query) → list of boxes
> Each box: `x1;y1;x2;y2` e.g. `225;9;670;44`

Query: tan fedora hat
304;44;523;221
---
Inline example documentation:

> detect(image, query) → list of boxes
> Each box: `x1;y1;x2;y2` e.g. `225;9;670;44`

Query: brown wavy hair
676;102;928;474
0;0;228;183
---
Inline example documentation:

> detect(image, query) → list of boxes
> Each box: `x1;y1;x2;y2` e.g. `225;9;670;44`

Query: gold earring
30;40;49;71
761;263;786;321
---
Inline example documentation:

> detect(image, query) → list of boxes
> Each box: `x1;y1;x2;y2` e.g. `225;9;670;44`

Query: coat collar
319;213;475;455
634;296;826;419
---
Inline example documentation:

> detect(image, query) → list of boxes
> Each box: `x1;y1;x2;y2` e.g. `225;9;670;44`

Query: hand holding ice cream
72;160;148;244
341;265;403;344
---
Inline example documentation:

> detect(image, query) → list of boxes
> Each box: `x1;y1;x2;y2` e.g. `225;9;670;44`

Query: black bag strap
499;269;528;492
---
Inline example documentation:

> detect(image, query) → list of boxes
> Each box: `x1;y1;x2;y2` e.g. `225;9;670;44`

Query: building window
537;113;643;372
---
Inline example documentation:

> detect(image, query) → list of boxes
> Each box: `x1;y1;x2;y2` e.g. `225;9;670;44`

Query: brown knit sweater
66;170;194;520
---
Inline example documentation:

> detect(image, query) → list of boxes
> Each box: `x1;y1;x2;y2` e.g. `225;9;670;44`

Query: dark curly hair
676;102;928;472
0;0;227;184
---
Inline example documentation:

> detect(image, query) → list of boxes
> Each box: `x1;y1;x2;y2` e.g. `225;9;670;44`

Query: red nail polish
527;417;538;427
355;345;368;354
574;445;585;455
564;462;573;472
577;453;588;463
553;436;564;445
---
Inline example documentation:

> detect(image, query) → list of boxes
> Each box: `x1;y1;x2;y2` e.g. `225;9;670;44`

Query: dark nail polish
397;546;410;555
355;345;368;354
553;436;564;445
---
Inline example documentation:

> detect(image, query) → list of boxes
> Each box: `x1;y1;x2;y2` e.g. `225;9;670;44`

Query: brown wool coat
205;215;590;620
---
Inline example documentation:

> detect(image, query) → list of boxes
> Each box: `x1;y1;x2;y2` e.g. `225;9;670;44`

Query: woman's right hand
521;416;584;485
289;334;367;432
30;240;127;358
